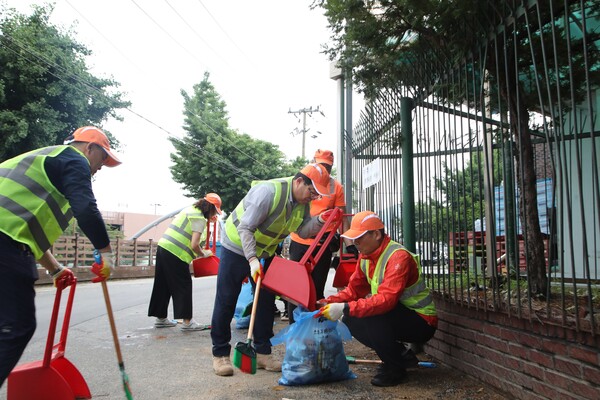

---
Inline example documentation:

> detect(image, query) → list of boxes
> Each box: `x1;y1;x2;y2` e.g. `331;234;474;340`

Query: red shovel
192;220;220;277
7;278;91;400
262;208;343;311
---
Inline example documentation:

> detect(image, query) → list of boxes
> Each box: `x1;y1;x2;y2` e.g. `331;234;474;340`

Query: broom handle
101;281;124;363
246;276;261;341
348;357;381;364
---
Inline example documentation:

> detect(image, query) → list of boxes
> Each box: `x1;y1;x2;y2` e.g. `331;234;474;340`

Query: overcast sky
5;0;360;215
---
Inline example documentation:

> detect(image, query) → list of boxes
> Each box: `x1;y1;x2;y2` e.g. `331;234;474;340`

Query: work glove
92;250;114;283
249;257;263;282
346;244;359;258
315;302;345;321
200;249;214;258
318;208;339;224
51;266;75;289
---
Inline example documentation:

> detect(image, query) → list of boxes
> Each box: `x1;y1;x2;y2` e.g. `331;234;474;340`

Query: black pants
287;240;332;323
343;303;436;368
210;247;276;356
0;234;37;388
148;247;193;320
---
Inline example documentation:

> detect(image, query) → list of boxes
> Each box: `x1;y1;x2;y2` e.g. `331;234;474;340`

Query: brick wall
426;296;600;400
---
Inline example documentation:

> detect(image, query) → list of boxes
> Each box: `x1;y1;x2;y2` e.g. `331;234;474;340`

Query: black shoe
370;368;407;387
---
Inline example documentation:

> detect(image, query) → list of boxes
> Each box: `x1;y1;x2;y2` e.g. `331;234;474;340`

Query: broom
101;281;134;399
233;275;262;374
345;356;437;368
94;249;134;400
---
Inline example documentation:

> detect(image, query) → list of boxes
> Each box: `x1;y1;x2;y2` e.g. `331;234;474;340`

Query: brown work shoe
256;353;282;372
212;356;234;376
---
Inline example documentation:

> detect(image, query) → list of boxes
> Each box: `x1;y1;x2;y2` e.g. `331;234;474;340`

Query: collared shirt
325;235;438;327
221;180;323;260
44;146;110;249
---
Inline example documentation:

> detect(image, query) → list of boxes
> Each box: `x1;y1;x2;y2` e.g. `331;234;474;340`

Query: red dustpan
262;208;343;311
333;251;358;289
7;278;91;400
193;220;220;277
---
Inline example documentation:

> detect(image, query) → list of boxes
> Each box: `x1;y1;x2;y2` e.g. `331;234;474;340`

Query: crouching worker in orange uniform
316;211;437;387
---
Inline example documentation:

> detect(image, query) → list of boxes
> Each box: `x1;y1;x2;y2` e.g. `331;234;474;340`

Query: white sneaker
154;317;177;328
180;320;210;331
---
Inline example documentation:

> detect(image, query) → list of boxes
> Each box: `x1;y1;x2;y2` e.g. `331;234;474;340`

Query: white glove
316;303;345;321
249;257;262;281
200;249;214;258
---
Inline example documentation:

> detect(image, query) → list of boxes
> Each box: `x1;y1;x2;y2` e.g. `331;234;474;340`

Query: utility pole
150;203;162;215
288;106;323;159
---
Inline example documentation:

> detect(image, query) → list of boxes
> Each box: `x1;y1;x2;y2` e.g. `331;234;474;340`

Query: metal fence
348;1;599;335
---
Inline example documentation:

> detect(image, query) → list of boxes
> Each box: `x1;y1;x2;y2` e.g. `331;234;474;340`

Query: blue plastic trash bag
271;306;356;385
234;281;253;329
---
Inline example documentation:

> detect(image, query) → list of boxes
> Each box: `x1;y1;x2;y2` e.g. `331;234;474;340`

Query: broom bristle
233;340;257;374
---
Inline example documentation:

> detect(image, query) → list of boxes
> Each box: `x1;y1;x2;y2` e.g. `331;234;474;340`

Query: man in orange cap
316;211;438;387
210;163;334;376
286;149;352;323
0;126;120;387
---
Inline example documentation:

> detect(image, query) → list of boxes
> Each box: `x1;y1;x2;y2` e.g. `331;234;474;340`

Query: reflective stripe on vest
158;206;205;264
0;146;75;258
225;177;307;257
360;241;436;316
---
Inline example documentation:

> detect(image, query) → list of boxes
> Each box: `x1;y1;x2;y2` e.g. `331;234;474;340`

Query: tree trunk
512;106;548;297
493;45;548;297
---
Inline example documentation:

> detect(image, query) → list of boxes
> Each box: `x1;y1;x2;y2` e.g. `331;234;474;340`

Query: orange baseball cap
205;193;222;214
314;149;334;165
341;211;385;239
68;126;121;167
300;163;331;195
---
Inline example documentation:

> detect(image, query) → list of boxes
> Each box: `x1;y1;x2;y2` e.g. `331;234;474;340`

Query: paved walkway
2;275;506;400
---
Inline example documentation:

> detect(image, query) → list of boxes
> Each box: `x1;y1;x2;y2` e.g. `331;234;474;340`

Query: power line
195;0;256;69
1;32;261;181
163;0;228;67
64;0;141;72
129;0;207;68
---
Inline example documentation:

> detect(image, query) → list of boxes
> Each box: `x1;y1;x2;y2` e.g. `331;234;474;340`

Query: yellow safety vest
360;241;437;316
0;145;77;259
158;205;207;264
225;177;308;258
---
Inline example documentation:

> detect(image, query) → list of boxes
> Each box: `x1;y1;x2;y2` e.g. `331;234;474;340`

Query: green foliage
315;0;600;105
0;4;130;161
170;72;300;212
416;149;503;244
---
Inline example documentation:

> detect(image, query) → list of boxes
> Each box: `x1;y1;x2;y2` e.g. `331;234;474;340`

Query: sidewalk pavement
3;275;505;400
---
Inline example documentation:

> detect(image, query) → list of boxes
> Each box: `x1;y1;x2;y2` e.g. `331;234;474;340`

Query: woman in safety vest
316;211;438;387
148;193;222;331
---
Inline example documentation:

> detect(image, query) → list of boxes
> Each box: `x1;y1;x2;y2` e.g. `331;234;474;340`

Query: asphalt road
2;274;507;400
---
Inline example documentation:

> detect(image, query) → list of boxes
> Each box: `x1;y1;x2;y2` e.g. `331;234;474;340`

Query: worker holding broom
316;211;438;387
210;163;336;376
285;149;354;323
0;126;119;387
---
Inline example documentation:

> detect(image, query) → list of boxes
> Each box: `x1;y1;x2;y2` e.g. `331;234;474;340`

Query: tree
170;72;301;212
315;0;600;296
0;4;130;161
416;149;503;246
